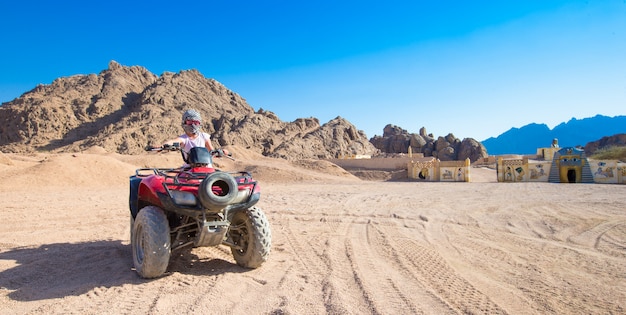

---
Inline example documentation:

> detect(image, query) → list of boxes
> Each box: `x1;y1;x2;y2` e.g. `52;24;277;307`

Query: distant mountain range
481;115;626;155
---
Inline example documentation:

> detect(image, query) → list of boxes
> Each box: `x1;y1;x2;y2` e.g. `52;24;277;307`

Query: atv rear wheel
228;206;271;268
132;206;171;278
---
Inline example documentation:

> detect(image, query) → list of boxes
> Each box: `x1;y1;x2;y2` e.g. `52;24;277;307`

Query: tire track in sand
370;224;508;314
345;222;455;314
280;215;362;314
568;220;626;257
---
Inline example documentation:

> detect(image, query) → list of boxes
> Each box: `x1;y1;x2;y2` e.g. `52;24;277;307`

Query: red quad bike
129;144;271;278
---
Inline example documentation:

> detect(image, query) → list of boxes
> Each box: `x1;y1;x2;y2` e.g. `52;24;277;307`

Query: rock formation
584;133;626;155
369;124;488;162
0;61;378;160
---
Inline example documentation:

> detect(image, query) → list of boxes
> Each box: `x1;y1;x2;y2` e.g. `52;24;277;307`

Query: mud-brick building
547;147;594;183
497;143;625;184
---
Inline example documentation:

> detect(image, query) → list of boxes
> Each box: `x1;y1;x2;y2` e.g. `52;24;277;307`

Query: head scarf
181;109;202;134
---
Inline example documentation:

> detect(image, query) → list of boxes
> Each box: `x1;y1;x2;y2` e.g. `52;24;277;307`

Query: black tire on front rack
198;172;238;210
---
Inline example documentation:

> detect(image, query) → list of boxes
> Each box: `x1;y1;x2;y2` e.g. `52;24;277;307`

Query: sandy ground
0;147;624;315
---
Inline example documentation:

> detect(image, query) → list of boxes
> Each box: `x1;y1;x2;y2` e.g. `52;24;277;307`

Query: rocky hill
369;124;488;162
583;133;626;155
0;61;377;159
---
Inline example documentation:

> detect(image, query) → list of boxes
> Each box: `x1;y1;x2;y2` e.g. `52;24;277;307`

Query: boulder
370;124;488;162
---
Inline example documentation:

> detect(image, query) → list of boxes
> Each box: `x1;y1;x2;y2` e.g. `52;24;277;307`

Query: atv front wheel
132;206;171;278
228;206;271;268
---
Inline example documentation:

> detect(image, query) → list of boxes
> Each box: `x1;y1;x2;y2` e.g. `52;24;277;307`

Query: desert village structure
330;139;626;184
495;140;625;184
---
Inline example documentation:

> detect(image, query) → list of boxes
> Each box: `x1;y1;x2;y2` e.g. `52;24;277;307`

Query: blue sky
1;1;624;141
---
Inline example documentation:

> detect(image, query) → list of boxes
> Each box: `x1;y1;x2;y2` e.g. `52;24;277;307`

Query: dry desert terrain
0;147;624;314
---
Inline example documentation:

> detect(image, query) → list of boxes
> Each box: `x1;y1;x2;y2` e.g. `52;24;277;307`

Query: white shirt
179;132;211;166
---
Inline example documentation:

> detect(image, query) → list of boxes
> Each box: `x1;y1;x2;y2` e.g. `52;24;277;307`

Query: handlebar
145;144;234;160
145;143;180;152
213;148;235;160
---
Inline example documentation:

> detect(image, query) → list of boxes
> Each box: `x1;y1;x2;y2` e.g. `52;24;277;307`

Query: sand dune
0;148;624;314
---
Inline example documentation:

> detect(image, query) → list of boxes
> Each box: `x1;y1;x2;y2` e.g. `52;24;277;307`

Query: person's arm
205;138;215;150
204;135;229;156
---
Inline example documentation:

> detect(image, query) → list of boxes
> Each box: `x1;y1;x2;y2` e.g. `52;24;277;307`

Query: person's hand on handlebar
213;148;233;160
145;143;180;152
161;142;180;152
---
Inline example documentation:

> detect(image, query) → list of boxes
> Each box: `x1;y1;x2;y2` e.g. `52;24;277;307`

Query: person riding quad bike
128;111;271;278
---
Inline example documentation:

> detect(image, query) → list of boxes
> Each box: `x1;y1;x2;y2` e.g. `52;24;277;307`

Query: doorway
567;169;576;183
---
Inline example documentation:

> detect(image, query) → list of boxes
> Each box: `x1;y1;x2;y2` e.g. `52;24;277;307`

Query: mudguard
129;176;142;218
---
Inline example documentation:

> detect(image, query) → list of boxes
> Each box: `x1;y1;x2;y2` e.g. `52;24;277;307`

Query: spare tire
198;172;238;211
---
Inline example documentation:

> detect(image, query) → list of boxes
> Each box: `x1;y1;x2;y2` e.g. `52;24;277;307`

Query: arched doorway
418;168;428;180
567;169;576;183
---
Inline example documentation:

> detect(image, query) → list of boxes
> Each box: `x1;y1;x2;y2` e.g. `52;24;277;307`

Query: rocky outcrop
584;133;626;155
369;124;488;162
0;61;158;149
0;61;377;159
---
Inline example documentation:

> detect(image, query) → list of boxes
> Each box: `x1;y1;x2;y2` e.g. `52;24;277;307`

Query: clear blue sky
1;1;624;141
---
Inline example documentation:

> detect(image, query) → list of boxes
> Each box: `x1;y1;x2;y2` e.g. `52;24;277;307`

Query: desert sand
0;147;624;315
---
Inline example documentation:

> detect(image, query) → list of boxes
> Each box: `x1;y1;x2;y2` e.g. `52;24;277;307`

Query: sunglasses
184;119;201;126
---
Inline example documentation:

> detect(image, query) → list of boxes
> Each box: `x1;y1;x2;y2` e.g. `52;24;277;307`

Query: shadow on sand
0;240;246;301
